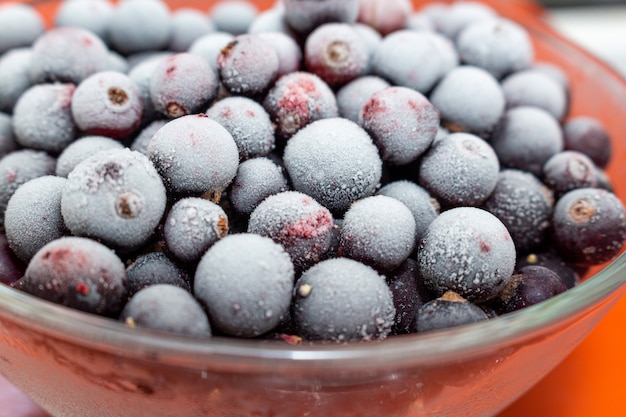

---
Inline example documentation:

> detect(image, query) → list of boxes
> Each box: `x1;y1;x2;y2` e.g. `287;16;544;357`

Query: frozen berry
491;106;563;176
194;233;295;337
562;116;611;169
56;136;124;178
371;30;443;94
359;86;439;165
482;169;554;253
257;32;302;77
130;120;167;156
71;71;144;139
340;195;416;271
386;258;435;335
416;291;489;333
501;68;568;121
0;113;18;159
377;180;440;244
12;83;77;153
21;236;127;317
229;157;289;215
494;266;567;313
206;96;275;160
187;32;235;73
542;150;598;198
150;53;219;119
292;257;395;342
4;176;67;262
164;197;229;263
429;65;505;138
551;188;626;265
0;3;44;55
418;207;516;303
0;48;34;114
210;0;258;35
61;148;167;251
304;23;369;87
336;75;390;123
418;132;500;208
54;0;114;43
108;0;172;55
248;191;334;271
435;1;497;40
217;34;280;97
357;0;412;36
168;8;216;52
283;0;359;36
29;26;110;84
0;233;24;286
0;150;56;226
122;284;211;337
263;71;338;140
148;114;239;195
516;251;580;289
126;252;191;297
456;18;533;79
283;117;382;214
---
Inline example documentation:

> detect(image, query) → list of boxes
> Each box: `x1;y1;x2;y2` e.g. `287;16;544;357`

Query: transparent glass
2;1;626;416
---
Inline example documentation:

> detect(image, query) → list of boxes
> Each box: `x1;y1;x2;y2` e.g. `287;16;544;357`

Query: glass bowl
2;1;626;416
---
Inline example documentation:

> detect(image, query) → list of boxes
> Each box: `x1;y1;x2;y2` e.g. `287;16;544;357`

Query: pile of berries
0;0;624;343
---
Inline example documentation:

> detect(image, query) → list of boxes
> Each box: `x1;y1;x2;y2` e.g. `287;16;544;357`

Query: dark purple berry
188;32;235;73
283;0;359;36
257;32;302;77
0;233;24;286
0;112;18;159
482;169;554;253
21;237;127;317
494;265;567;313
357;0;412;36
516;252;580;289
130;120;167;156
416;291;489;333
126;252;191;297
563;116;611;169
542;150;598;198
551;188;626;265
386;258;436;335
